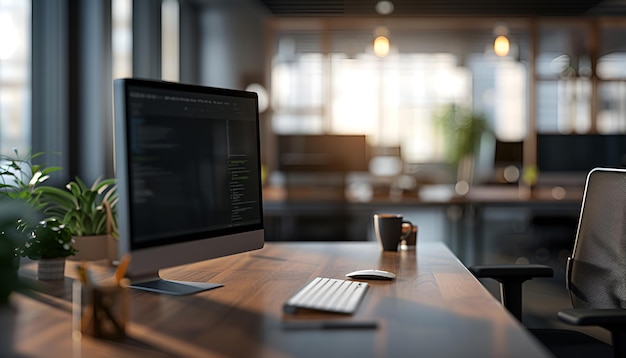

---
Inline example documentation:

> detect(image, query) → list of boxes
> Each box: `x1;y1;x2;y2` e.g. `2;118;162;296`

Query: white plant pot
38;257;66;280
70;235;110;261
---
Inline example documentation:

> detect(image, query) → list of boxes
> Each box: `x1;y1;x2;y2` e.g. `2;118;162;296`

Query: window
161;0;179;81
535;22;593;134
270;31;528;164
0;0;30;154
112;0;133;79
597;25;626;134
271;52;324;133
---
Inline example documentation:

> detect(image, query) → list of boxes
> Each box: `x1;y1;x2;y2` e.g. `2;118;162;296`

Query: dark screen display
537;134;626;173
122;82;262;249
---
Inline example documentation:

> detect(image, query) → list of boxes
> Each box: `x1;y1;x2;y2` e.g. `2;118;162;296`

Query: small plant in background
0;149;58;296
0;200;40;304
18;220;76;260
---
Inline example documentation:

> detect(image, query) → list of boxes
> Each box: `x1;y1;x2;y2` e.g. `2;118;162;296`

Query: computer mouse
346;269;396;280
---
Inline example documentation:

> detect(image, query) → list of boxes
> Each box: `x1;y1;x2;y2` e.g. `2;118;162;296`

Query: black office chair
470;167;626;358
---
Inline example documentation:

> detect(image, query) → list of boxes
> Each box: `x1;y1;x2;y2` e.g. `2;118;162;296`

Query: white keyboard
283;277;369;314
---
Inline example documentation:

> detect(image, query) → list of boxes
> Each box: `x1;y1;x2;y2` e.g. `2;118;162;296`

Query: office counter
7;242;552;357
263;183;584;205
263;185;584;265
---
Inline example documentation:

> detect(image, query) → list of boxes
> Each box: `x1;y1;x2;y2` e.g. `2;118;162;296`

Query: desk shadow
17;261;290;357
127;290;285;358
16;275;182;357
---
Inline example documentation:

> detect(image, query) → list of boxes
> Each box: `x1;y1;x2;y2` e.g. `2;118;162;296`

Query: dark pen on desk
282;320;379;330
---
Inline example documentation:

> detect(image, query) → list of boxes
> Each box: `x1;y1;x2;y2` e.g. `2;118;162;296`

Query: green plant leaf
36;176;118;236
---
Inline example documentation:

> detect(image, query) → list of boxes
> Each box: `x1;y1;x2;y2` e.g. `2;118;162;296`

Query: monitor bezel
114;78;265;280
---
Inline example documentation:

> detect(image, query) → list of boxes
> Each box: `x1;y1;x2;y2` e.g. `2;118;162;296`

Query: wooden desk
7;242;552;357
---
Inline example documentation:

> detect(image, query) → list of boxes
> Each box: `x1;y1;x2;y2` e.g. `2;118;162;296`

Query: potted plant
0;149;59;352
436;104;491;194
0;199;40;355
35;177;118;262
0;148;60;287
18;219;76;280
0;200;40;301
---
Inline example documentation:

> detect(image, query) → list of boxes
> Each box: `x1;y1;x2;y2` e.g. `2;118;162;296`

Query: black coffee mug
374;213;414;251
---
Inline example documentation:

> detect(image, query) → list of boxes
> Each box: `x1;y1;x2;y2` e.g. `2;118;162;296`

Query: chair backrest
567;167;626;309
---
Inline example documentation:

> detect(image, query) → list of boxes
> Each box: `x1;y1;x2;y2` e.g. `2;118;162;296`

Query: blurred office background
2;0;626;334
2;0;626;260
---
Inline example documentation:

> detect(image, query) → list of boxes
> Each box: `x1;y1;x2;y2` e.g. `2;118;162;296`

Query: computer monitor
113;78;264;295
536;134;626;186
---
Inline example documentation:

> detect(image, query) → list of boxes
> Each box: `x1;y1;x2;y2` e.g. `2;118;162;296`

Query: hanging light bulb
373;26;390;58
374;36;390;57
492;22;510;57
494;35;510;57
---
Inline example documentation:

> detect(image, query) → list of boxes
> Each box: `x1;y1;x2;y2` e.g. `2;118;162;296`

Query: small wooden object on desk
72;255;131;340
400;222;418;250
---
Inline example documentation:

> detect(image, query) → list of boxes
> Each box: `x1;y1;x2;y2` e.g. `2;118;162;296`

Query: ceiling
258;0;626;17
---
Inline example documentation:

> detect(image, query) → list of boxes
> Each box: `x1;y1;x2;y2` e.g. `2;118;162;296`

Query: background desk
264;185;584;266
7;242;552;357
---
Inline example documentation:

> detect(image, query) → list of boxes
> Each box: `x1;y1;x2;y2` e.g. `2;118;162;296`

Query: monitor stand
130;274;223;296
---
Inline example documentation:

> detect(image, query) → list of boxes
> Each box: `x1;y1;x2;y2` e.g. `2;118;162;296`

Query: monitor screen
276;134;369;172
114;78;264;295
536;134;626;186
